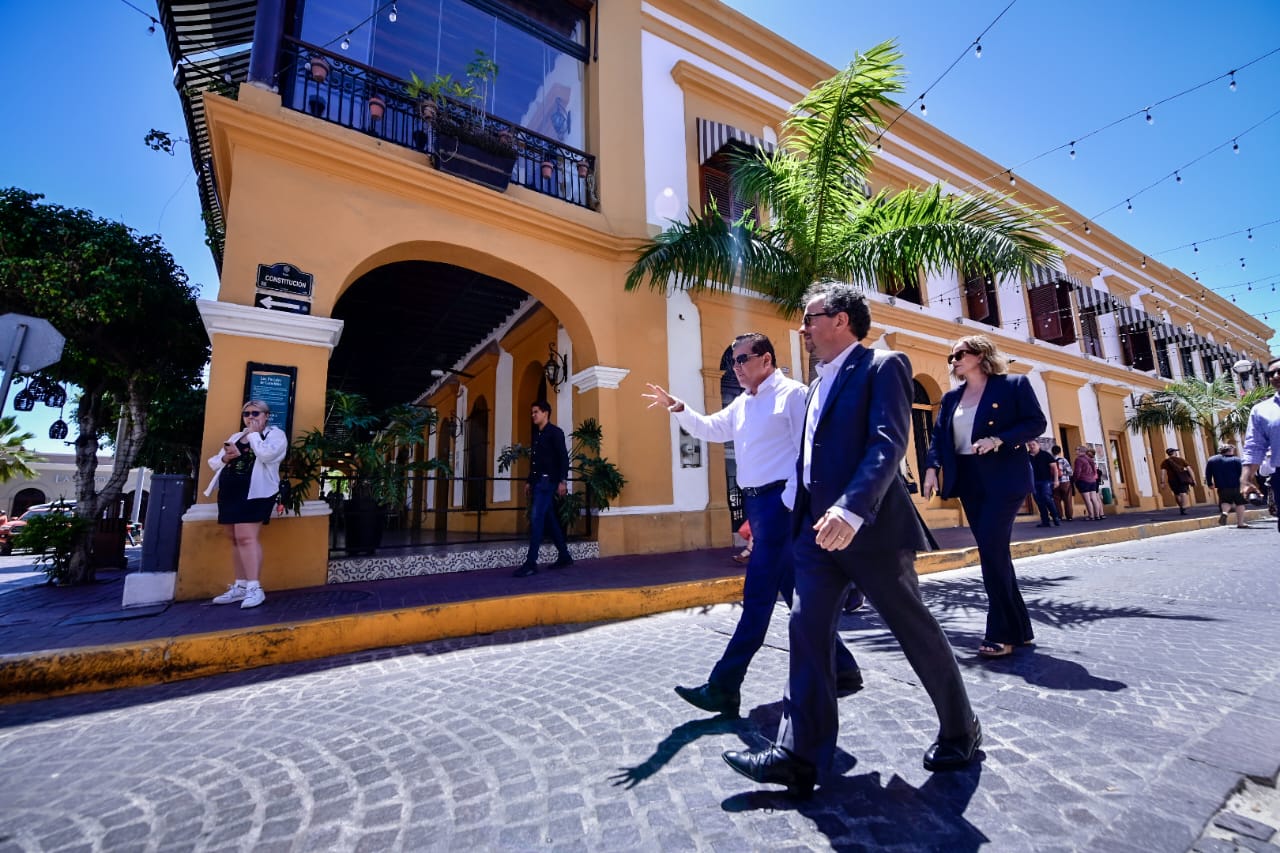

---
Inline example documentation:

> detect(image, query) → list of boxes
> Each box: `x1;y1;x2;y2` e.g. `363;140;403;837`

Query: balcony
281;37;598;210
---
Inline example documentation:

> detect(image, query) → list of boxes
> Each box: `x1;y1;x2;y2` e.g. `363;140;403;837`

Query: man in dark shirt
514;400;573;577
1027;439;1061;527
1204;443;1247;528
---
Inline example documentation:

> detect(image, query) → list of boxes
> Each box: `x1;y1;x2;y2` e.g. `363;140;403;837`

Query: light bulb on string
1140;256;1147;269
1145;109;1154;125
1193;243;1198;253
1247;229;1253;241
1229;71;1237;92
919;99;927;117
1126;199;1133;213
340;34;351;50
1069;141;1076;160
1175;171;1182;184
974;41;982;59
1008;171;1016;186
1083;222;1091;234
389;3;398;21
1241;258;1246;269
1233;139;1239;154
147;22;156;35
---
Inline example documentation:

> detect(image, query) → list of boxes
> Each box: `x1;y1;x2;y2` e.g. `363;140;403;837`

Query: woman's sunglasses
947;350;979;364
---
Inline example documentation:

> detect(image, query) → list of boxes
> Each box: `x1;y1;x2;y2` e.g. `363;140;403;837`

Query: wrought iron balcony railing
280;37;598;209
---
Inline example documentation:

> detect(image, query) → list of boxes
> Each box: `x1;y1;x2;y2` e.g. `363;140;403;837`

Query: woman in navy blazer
923;335;1047;658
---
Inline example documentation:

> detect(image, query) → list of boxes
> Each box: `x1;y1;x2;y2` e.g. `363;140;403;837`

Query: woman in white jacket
204;399;288;608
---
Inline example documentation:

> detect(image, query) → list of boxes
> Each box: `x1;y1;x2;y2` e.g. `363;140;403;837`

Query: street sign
0;313;65;414
254;293;312;315
255;262;314;298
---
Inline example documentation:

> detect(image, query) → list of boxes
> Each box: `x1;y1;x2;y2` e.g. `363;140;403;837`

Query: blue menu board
243;363;297;439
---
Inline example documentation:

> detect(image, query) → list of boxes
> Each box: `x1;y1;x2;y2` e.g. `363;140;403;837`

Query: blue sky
2;1;1278;452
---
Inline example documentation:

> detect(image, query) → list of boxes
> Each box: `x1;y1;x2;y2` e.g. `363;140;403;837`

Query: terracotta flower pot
540;161;554;179
417;99;437;122
368;95;386;121
309;56;330;83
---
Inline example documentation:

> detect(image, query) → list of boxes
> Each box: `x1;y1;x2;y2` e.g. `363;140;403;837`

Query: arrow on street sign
254;293;312;315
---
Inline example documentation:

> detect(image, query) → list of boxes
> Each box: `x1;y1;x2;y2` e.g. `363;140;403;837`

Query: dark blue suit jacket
924;373;1047;499
793;346;933;554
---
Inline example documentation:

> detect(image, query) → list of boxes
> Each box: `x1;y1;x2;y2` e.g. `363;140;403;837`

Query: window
1179;345;1197;379
1201;351;1216;382
1155;340;1173;378
963;270;1000;327
1119;324;1154;371
297;0;589;148
700;148;758;228
1080;309;1104;358
884;272;924;306
1029;281;1076;346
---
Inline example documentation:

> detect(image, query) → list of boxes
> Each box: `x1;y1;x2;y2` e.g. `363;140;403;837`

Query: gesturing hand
642;382;679;410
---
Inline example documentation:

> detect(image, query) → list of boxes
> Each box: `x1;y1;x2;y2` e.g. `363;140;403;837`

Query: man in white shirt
645;333;860;717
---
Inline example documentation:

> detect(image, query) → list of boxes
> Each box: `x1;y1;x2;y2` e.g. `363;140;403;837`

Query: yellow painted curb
0;576;746;705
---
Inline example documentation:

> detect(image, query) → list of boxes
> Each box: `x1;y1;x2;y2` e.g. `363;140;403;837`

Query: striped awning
696;118;775;163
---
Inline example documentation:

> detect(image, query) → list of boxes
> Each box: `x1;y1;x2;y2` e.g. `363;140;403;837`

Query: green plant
286;390;451;512
15;511;91;585
498;418;627;531
1126;377;1271;444
426;50;516;158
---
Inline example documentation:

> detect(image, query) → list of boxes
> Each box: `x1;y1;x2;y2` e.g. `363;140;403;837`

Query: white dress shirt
672;369;808;509
803;341;865;533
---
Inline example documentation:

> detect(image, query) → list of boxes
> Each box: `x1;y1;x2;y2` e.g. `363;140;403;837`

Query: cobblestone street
1;524;1278;851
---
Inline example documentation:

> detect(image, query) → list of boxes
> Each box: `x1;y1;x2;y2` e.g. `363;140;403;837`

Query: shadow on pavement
722;763;986;852
961;648;1128;692
609;715;745;789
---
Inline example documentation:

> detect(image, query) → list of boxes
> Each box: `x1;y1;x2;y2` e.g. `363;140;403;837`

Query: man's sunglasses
948;350;980;364
732;353;763;366
1267;369;1280;379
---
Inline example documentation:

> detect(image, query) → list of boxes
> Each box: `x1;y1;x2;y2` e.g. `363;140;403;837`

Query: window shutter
1030;285;1062;340
701;164;732;223
965;274;990;322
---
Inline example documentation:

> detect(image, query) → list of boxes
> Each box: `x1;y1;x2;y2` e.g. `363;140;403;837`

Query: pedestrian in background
1051;444;1074;521
1160;447;1195;515
513;401;573;577
205;400;288;609
923;334;1046;658
1242;356;1280;534
644;332;861;718
1073;446;1105;520
1204;444;1248;528
1027;439;1061;528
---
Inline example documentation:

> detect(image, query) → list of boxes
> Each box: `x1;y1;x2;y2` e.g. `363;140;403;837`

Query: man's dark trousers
1032;479;1060;524
778;530;972;766
708;486;857;692
524;478;570;565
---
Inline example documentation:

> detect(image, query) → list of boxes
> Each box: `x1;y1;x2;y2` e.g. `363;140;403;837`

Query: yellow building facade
161;0;1272;600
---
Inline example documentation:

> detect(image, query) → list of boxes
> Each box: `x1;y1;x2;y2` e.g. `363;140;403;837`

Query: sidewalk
0;503;1270;703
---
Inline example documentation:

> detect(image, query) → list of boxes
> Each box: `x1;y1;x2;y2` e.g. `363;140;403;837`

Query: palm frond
623;202;803;297
1218;384;1273;441
829;186;1061;288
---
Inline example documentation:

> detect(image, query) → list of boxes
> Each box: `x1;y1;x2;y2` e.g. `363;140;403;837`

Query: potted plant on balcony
287;390;450;556
429;50;518;192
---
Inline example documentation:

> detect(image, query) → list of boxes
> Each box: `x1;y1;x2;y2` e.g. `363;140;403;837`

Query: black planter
433;132;517;192
342;497;386;556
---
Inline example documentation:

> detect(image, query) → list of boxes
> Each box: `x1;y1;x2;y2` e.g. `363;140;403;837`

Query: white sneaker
240;586;266;609
212;584;247;605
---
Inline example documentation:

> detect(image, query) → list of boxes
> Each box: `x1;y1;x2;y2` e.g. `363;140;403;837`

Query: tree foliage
0;415;41;483
1125;376;1270;444
625;41;1062;313
0;188;209;583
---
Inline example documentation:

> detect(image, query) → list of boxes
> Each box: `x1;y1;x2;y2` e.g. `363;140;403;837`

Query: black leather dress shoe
552;555;574;568
842;587;865;614
835;668;864;697
512;564;538;578
923;717;982;771
723;745;816;797
673;683;739;716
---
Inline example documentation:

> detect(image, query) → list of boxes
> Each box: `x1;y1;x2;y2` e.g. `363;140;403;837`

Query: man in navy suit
723;283;980;797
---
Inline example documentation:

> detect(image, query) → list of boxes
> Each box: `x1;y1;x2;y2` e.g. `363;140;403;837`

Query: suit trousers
523;478;570;566
709;488;858;691
777;531;974;768
955;456;1035;646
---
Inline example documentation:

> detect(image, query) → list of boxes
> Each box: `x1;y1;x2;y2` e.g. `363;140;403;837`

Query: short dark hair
732;332;775;365
1051;445;1062;454
532;400;552;415
802;282;871;339
1166;448;1178;456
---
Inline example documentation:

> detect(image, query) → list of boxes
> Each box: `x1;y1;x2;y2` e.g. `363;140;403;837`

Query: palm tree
0;415;41;483
624;41;1061;311
1125;376;1269;443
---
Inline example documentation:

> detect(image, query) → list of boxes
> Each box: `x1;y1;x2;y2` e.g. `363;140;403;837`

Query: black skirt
217;441;275;524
